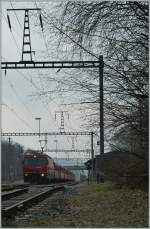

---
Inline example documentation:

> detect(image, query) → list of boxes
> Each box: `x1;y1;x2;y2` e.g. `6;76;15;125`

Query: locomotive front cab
23;152;75;184
23;153;50;183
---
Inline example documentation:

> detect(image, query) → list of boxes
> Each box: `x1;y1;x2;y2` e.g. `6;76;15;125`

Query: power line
3;12;33;84
3;11;34;85
2;13;21;56
9;0;23;32
5;76;34;118
33;1;86;134
34;1;51;58
3;2;80;135
7;2;38;83
1;13;39;131
2;103;34;131
26;6;60;128
34;1;75;132
6;2;60;131
34;1;69;131
28;14;45;92
2;56;59;130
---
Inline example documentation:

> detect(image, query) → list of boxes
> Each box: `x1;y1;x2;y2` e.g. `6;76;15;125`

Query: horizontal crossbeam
1;132;92;136
7;8;41;11
64;165;86;170
54;157;90;161
1;61;100;69
47;149;90;153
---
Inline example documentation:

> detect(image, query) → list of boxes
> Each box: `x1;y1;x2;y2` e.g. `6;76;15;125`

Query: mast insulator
7;14;12;31
39;14;43;31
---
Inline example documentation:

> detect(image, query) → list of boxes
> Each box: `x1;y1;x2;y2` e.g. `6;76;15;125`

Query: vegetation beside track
16;182;148;228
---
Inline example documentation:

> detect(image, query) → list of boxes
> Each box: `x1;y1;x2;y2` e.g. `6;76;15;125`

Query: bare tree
40;1;148;161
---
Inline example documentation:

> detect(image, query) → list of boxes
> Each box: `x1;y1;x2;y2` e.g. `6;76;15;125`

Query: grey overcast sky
1;1;100;159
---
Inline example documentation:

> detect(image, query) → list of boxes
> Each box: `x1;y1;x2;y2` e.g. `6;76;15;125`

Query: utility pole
45;134;48;151
55;111;69;132
8;137;12;181
71;137;75;149
35;117;41;137
54;139;58;159
7;8;43;62
99;55;104;155
70;136;77;149
91;132;94;182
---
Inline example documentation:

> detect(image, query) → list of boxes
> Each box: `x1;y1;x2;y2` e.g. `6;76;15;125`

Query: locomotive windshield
24;157;48;165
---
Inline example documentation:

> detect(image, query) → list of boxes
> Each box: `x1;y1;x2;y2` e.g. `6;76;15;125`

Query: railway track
2;188;29;200
2;184;65;216
2;183;29;192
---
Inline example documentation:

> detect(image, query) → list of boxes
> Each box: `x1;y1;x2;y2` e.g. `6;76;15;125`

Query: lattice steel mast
7;8;43;62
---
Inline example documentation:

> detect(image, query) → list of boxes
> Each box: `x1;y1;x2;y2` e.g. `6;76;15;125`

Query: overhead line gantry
1;60;100;69
2;7;105;181
1;131;92;136
1;131;94;179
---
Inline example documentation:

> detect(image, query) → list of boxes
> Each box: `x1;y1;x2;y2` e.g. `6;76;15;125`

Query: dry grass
17;182;148;228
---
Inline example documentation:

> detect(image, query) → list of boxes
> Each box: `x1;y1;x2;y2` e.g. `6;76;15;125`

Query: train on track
23;151;75;183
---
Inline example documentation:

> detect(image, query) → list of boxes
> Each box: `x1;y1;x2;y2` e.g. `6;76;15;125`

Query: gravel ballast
3;182;148;228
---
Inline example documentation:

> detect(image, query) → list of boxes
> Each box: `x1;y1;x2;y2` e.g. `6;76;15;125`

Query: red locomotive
23;151;75;183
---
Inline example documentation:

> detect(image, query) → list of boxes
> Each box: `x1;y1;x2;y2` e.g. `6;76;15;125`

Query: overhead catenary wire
2;2;92;158
3;11;33;83
2;3;59;129
2;13;21;56
28;15;45;92
2;56;60;131
33;1;69;130
2;103;34;131
26;6;61;130
2;14;39;129
3;2;81;135
7;2;39;83
34;1;84;134
5;75;35;118
18;2;60;130
9;0;23;32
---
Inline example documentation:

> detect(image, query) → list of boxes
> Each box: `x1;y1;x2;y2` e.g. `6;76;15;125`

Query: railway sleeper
2;188;29;201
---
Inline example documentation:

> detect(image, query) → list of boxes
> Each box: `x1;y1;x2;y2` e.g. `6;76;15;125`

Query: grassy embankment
17;182;148;228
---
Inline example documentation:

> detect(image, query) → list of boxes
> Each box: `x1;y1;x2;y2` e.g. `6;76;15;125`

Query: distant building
85;151;148;184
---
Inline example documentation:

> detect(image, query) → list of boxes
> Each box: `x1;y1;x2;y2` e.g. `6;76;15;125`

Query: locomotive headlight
41;173;44;176
25;174;28;176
